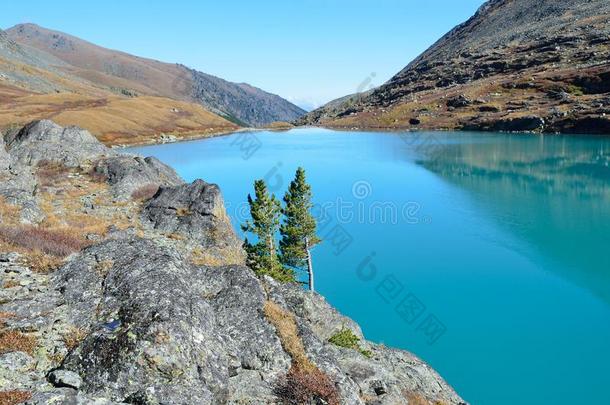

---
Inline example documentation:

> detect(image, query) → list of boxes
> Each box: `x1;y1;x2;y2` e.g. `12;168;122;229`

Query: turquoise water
131;129;610;405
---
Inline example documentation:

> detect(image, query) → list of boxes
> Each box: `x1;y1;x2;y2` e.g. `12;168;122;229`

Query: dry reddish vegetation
36;160;71;189
0;330;37;355
404;391;448;405
0;390;32;405
276;365;340;405
0;225;90;257
264;301;339;405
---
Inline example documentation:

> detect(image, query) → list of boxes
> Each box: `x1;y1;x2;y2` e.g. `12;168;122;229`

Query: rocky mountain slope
0;28;240;145
298;0;610;134
0;120;465;404
6;24;305;127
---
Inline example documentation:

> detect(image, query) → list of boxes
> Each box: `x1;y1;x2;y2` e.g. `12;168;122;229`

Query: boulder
446;95;472;108
53;237;289;404
479;105;500;113
93;155;183;200
141;179;240;249
4;120;110;167
48;369;83;390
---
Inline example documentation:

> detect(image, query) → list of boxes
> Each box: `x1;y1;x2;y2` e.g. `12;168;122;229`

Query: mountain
0;27;240;145
4;23;305;129
299;0;610;134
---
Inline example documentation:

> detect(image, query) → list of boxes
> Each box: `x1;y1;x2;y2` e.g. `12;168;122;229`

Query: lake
131;128;610;405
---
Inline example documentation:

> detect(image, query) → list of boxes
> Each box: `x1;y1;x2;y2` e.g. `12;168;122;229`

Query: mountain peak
299;0;610;134
5;23;305;126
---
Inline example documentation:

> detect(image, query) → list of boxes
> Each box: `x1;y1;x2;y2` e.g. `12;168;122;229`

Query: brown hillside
0;83;238;146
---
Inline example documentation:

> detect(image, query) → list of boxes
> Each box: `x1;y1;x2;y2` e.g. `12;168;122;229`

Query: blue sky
2;0;486;110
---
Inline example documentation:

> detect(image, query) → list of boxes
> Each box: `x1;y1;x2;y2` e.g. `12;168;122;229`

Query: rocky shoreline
1;120;465;404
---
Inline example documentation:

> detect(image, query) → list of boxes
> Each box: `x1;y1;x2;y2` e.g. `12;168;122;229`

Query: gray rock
141;179;240;249
93;155;183;200
266;277;464;405
446;95;471;108
0;137;9;171
50;235;464;405
53;237;288;404
0;351;35;373
48;369;83;389
4;120;111;167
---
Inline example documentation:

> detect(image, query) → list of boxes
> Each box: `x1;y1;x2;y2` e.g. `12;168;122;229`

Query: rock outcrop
5;120;111;167
93;155;183;200
142;179;240;250
0;121;465;404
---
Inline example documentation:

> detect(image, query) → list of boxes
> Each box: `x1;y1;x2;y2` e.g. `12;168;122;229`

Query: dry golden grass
0;390;32;405
265;300;340;405
266;121;295;130
175;207;192;217
2;280;20;289
94;260;114;277
26;251;64;274
0;197;21;227
264;300;313;371
62;326;88;350
0;330;37;355
0;87;239;147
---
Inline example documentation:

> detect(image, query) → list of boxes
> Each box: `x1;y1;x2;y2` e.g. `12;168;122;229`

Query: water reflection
419;133;610;304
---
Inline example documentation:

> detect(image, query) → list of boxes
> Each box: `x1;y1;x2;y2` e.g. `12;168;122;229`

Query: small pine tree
280;167;320;291
242;180;295;282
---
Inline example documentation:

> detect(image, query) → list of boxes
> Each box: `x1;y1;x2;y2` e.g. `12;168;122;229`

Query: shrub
0;225;89;257
131;184;159;201
25;250;64;274
0;391;32;405
0;330;37;355
275;365;340;405
329;327;372;358
36;160;70;188
87;168;109;183
265;301;340;405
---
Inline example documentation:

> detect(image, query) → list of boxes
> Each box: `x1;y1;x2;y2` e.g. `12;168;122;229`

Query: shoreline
109;122;610;150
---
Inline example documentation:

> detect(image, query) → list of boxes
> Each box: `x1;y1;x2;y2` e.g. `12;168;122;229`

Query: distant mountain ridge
299;0;610;134
0;27;241;145
5;23;305;127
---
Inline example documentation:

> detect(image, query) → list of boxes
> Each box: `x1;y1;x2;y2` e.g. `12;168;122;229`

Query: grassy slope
0;33;240;146
0;83;239;146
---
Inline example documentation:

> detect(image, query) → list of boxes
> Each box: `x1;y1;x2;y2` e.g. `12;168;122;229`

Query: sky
1;0;486;110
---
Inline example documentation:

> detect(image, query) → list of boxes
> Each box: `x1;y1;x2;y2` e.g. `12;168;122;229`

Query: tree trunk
305;237;314;292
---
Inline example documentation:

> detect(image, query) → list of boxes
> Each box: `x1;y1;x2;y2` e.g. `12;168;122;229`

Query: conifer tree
280;167;320;291
242;180;294;282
